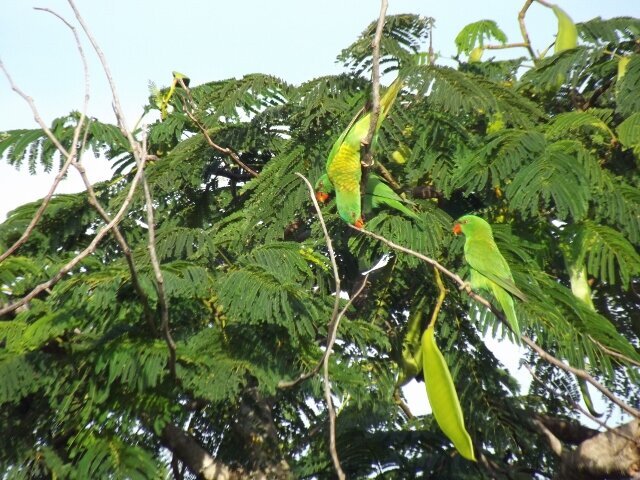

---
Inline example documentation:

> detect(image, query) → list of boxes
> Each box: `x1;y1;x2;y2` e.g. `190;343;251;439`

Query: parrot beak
354;217;365;229
452;223;462;235
316;191;329;203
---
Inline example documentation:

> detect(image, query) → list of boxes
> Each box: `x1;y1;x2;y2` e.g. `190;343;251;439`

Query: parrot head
336;203;364;229
314;174;334;204
453;214;491;236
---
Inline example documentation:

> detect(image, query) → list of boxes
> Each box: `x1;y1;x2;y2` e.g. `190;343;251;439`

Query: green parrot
325;77;403;228
315;173;418;221
453;215;526;338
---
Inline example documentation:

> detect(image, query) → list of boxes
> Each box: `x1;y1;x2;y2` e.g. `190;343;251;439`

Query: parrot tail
494;287;521;341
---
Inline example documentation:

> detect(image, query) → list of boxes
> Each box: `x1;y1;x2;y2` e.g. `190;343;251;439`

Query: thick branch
534;415;598;445
533;418;564;457
556;420;640;480
160;423;240;480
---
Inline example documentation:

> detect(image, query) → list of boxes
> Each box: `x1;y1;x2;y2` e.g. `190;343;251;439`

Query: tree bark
535;417;640;480
160;422;242;480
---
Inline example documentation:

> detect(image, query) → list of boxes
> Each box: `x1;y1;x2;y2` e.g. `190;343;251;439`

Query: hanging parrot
325;76;403;228
452;215;526;338
314;173;418;221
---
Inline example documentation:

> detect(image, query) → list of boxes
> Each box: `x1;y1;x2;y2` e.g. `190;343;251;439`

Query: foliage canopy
1;8;639;480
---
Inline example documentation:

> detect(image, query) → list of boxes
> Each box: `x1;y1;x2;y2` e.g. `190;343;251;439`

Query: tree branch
556;420;640;480
350;225;640;419
518;0;538;63
0;7;90;264
67;0;179;371
140;133;176;377
533;418;564;456
0;156;148;318
361;0;388;168
160;422;241;480
280;173;372;479
176;77;258;177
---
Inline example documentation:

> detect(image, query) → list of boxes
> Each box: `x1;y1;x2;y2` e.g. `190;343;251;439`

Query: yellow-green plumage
314;172;419;221
454;215;526;338
325;77;403;227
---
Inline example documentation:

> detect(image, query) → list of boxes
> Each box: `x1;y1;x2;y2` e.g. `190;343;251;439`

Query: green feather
364;175;419;221
455;215;525;338
325;76;403;226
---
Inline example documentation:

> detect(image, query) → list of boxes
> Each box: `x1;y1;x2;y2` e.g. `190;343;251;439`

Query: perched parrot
314;173;418;221
325;77;403;228
452;215;526;338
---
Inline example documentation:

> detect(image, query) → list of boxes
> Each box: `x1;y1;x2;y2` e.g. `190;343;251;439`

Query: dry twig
0;7;152;318
0;17;86;264
140;134;176;377
283;172;373;479
68;0;176;370
361;0;388;168
518;0;538;62
176;77;258;177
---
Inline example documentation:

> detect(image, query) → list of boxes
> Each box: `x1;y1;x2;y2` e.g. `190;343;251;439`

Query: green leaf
422;324;476;461
455;20;508;54
617;111;640;156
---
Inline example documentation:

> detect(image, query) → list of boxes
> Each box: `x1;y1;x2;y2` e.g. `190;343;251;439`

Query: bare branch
0;6;90;263
176;77;258;177
485;42;530;50
521;336;640;418
67;0;132;139
66;0;181;373
281;173;376;479
0;156;148;317
140;133;176;377
361;0;388;168
588;336;640;368
70;149;155;329
278;174;368;389
518;0;538;62
350;225;640;419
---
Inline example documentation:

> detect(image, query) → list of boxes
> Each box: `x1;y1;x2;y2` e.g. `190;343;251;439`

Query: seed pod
552;5;578;53
422;324;476;461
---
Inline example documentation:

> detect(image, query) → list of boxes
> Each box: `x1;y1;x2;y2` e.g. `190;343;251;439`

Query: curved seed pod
552;5;578;53
422;324;476;461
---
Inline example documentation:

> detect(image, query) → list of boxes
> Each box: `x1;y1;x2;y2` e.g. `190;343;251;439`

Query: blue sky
1;0;636;218
0;0;637;417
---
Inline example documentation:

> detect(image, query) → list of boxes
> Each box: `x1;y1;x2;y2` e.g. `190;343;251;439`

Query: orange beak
315;192;329;203
354;217;365;229
452;223;462;235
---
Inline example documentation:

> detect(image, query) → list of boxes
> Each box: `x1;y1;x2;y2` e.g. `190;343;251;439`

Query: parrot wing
465;238;527;302
365;175;419;220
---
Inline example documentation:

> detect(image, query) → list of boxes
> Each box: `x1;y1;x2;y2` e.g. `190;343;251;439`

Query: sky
1;1;637;219
0;0;638;416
